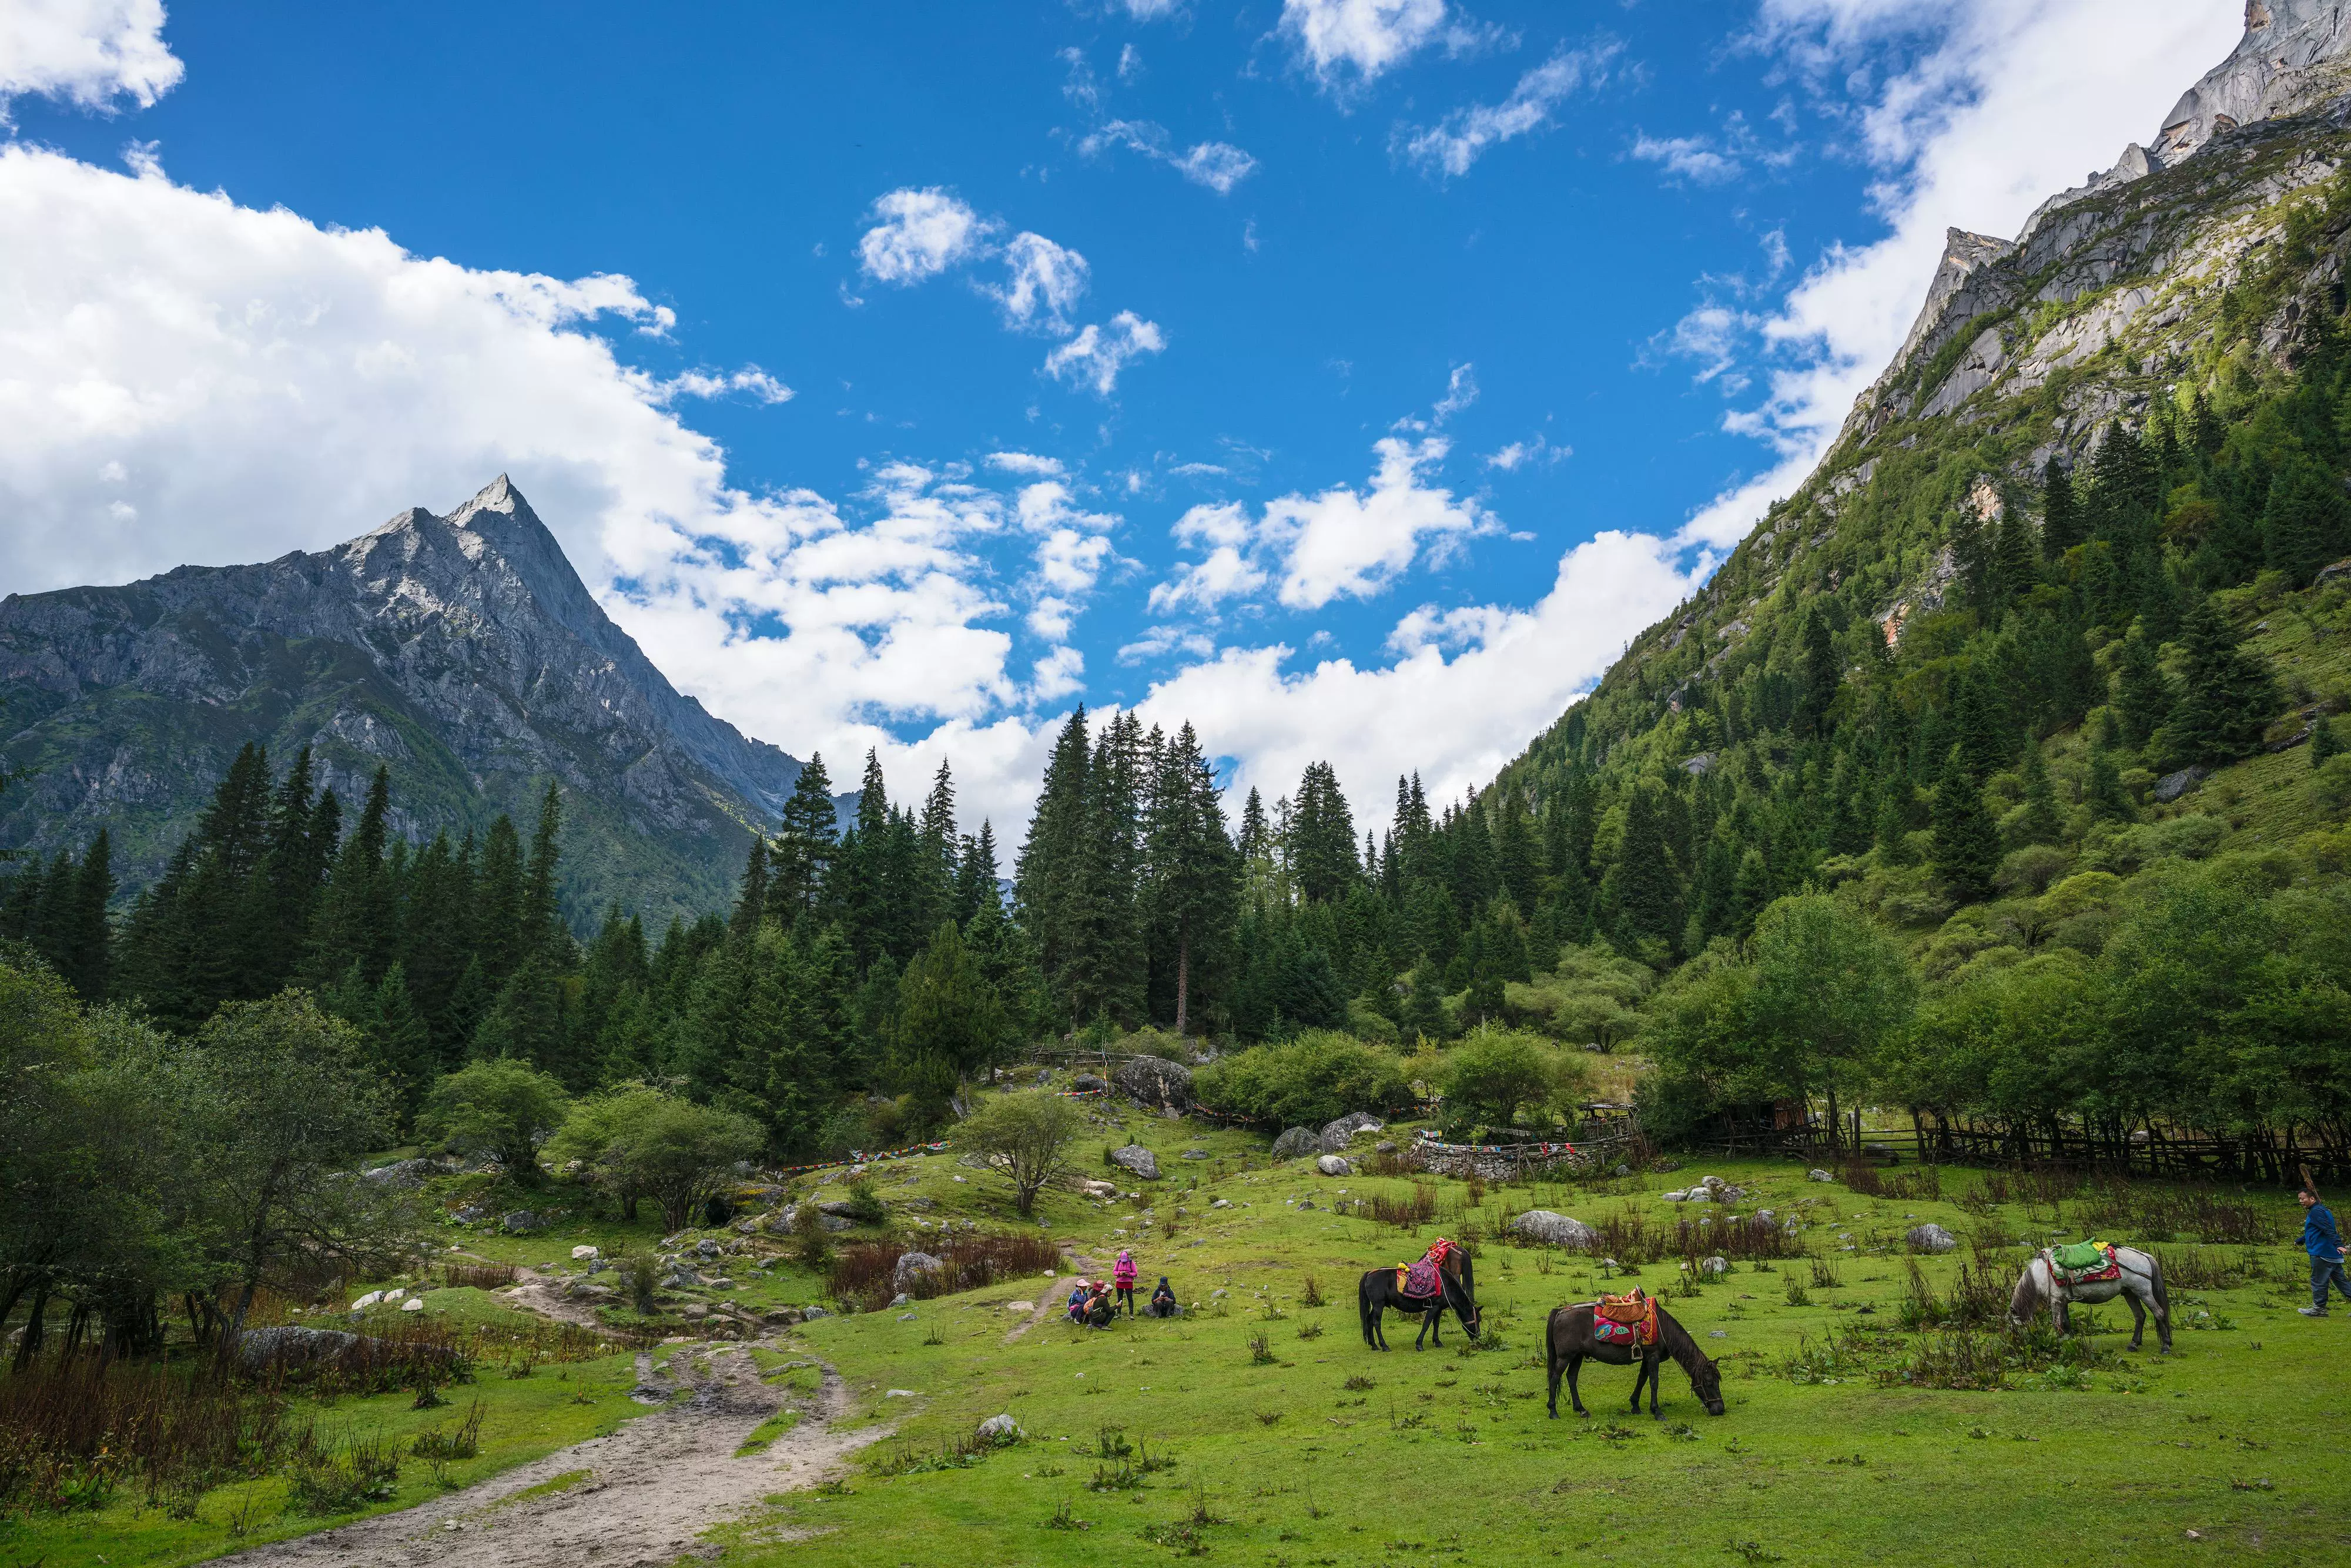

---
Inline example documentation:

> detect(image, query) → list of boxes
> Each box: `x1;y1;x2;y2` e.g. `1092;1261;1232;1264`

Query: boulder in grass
501;1210;542;1233
361;1158;436;1189
894;1251;946;1292
1697;1256;1729;1278
235;1325;401;1375
1114;1055;1194;1113
1510;1211;1598;1249
978;1413;1023;1442
1073;1073;1111;1094
1319;1113;1384;1154
1807;1169;1834;1182
1907;1224;1958;1254
1315;1154;1352;1177
1271;1127;1319;1161
1109;1144;1161;1181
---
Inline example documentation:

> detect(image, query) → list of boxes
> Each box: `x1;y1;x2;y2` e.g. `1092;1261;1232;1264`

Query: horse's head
1691;1354;1725;1416
1441;1248;1481;1338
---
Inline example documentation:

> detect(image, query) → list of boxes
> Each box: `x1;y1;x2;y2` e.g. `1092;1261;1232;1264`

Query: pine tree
2042;463;2082;557
2012;738;2064;846
2158;597;2281;769
2313;714;2343;770
1143;723;1239;1034
522;780;572;968
56;830;113;1003
771;752;838;920
953;819;1002;926
304;766;395;988
474;816;525;984
2085;743;2137;822
2111;625;2173;749
1600;785;1681;956
2261;460;2351;585
714;830;762;940
1290;761;1359;902
916;760;960;936
1015;709;1093;1025
1930;749;2000;903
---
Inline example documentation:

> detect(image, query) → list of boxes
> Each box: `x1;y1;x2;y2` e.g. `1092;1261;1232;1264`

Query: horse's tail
2008;1258;2040;1327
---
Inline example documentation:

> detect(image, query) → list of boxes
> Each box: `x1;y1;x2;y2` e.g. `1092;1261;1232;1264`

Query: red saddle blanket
1592;1290;1657;1348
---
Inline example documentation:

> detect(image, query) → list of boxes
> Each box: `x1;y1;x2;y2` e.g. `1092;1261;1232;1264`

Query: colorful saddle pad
1592;1289;1657;1347
2048;1241;2121;1284
1401;1238;1455;1299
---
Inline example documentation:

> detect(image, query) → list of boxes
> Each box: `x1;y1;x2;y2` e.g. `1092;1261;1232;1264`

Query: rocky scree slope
1498;0;2351;805
0;477;809;925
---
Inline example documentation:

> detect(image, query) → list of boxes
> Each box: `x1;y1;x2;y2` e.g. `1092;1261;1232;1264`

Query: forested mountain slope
1489;0;2351;959
0;477;815;926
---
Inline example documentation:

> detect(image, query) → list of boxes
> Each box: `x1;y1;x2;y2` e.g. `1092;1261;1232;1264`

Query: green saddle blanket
2051;1240;2112;1273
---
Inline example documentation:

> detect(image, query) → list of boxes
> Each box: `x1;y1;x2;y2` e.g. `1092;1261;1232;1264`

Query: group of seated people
1066;1250;1178;1326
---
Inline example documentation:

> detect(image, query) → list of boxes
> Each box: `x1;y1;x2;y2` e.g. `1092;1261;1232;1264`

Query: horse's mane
1653;1305;1712;1376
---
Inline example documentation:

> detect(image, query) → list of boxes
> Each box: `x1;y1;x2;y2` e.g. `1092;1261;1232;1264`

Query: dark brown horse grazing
1545;1300;1723;1419
1358;1248;1480;1351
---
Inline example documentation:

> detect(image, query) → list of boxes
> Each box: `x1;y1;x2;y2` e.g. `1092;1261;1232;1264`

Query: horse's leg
1629;1354;1647;1413
1567;1353;1588;1418
1546;1336;1562;1418
2124;1287;2146;1352
2054;1295;2069;1338
1647;1352;1662;1419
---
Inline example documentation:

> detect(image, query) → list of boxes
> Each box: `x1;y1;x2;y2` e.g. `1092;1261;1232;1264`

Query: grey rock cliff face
2153;0;2351;165
0;477;809;922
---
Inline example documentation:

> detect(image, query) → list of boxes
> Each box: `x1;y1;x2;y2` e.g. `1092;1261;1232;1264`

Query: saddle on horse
1592;1289;1658;1348
2046;1240;2122;1286
1396;1238;1456;1302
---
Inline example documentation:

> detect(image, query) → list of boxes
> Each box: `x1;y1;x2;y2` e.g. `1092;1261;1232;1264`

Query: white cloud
1043;310;1166;395
1028;645;1087;703
651;367;795;404
1117;43;1144;81
856;187;991;284
1484;434;1568;471
1118;624;1215;663
0;0;180;120
1149;435;1492;614
986;450;1065;477
1680;0;2239;548
1111;0;1184;18
1396;46;1612;177
1280;0;1447;89
1431;362;1478;424
1629;132;1739;184
1081;119;1260;194
993;230;1091;333
1136;530;1703;820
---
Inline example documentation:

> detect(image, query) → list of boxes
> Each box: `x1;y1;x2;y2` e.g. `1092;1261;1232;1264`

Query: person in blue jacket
2298;1187;2349;1318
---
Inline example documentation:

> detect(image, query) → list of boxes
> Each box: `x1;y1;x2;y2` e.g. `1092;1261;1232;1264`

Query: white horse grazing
2009;1245;2171;1352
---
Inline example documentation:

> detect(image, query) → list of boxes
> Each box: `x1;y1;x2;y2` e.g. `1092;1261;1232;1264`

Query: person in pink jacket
1113;1250;1138;1316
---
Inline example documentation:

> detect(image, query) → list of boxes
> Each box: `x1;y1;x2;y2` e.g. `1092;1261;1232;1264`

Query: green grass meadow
28;1105;2350;1568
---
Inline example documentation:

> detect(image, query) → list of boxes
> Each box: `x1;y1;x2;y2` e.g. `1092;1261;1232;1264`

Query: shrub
1192;1032;1413;1128
957;1091;1086;1216
827;1233;1064;1312
1440;1026;1589;1133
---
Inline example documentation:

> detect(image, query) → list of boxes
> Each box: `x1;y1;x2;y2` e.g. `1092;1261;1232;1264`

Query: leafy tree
1742;892;1916;1150
1192;1031;1412;1128
955;1090;1084;1216
1442;1026;1585;1131
547;1084;762;1230
417;1057;571;1184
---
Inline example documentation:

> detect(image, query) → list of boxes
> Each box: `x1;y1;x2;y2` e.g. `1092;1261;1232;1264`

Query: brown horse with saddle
1545;1289;1724;1419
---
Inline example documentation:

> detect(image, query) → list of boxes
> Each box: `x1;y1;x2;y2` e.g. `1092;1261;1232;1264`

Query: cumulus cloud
1148;435;1491;614
1280;0;1448;89
993;230;1092;333
1081;119;1260;194
1134;530;1704;819
986;450;1066;477
856;187;992;284
651;367;795;404
0;0;181;120
1484;434;1568;471
1677;0;2238;548
1043;310;1166;395
1396;46;1613;178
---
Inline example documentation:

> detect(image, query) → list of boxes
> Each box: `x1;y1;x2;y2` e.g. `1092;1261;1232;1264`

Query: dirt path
1003;1249;1094;1344
221;1347;889;1567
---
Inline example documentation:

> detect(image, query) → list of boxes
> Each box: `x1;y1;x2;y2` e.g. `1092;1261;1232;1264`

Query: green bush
1193;1031;1413;1127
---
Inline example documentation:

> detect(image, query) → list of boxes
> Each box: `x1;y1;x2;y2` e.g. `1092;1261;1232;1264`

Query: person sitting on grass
1067;1279;1092;1325
1114;1249;1138;1316
2299;1188;2349;1318
1147;1276;1178;1318
1082;1280;1115;1329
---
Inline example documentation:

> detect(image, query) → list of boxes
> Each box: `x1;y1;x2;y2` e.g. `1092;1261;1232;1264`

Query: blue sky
0;1;2243;835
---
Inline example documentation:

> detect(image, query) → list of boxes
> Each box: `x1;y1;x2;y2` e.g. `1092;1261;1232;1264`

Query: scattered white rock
1807;1169;1834;1182
1315;1155;1352;1177
572;1245;600;1261
401;1297;425;1312
885;1389;919;1399
350;1291;384;1312
1907;1224;1959;1254
978;1413;1023;1440
1510;1211;1598;1249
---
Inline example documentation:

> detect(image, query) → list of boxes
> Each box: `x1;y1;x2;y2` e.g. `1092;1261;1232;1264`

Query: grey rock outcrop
2154;765;2212;803
1073;1073;1110;1094
1109;1144;1161;1181
1114;1054;1194;1112
1319;1113;1384;1153
1907;1224;1960;1254
978;1413;1023;1442
1314;1154;1352;1177
1509;1211;1598;1249
894;1251;946;1291
1271;1127;1319;1161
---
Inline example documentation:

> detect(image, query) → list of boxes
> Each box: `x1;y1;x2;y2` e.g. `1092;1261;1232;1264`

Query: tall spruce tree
771;752;838;920
1930;749;2000;902
2158;598;2280;769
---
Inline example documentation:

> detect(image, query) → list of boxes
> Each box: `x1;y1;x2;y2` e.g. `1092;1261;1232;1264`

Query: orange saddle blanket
1592;1289;1658;1348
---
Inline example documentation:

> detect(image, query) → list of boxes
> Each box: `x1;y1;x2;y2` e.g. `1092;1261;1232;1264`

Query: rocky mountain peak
2152;0;2351;163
